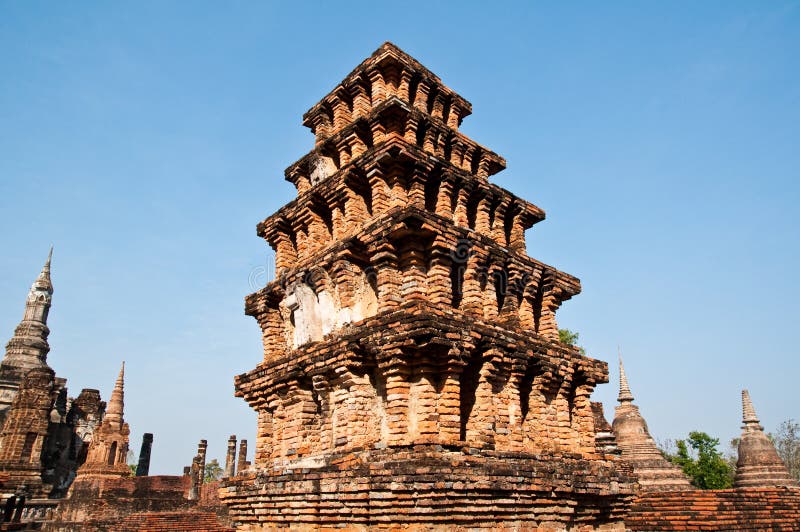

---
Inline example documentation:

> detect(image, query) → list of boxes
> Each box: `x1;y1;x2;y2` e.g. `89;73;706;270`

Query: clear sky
0;2;798;474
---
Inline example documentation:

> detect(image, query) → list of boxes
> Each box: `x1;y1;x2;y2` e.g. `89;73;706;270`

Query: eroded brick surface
627;487;800;531
41;476;232;531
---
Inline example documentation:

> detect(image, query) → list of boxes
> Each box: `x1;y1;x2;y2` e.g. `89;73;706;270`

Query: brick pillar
427;247;451;306
397;68;412;101
224;435;237;478
368;68;387;106
438;352;466;445
453;187;470;227
404;115;419;144
413;80;430;112
450;140;465;170
371;243;401;312
135;433;153;477
432;180;451;221
447;103;462;129
188;455;201;500
509;214;526;253
366;166;390;215
237;439;248;475
398;239;427;302
407;167;426;208
349;82;370;119
198;439;207;485
382;351;410;446
475;197;491;235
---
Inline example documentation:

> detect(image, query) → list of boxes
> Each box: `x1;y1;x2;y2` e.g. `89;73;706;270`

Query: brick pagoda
734;390;797;488
221;42;635;529
74;363;131;479
612;358;690;492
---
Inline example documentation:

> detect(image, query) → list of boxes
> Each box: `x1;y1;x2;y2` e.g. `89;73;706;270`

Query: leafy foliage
127;449;137;477
666;431;733;489
773;419;800;481
204;458;223;483
558;328;586;354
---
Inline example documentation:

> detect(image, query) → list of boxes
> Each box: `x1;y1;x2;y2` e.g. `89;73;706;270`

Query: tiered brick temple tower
0;248;57;423
612;358;691;492
221;43;635;529
734;390;797;488
0;250;107;499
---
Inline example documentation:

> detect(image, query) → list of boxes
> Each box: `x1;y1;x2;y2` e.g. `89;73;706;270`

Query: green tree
127;449;137;477
204;459;223;483
773;419;800;481
558;328;585;354
667;431;733;489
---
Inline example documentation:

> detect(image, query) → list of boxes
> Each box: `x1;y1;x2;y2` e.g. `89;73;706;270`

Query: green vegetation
665;431;733;489
204;459;223;483
558;328;585;354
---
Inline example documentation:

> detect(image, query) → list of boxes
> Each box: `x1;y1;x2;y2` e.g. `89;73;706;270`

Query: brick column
224;435;237;478
237;439;248;474
382;351;410;446
135;433;153;477
197;439;207;484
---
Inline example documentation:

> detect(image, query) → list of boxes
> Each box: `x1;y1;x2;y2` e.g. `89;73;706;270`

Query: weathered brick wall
42;475;231;531
107;511;233;532
221;444;635;530
626;487;800;531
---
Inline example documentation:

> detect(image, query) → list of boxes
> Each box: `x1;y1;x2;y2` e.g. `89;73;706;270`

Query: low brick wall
113;510;233;531
41;475;230;531
221;445;635;530
626;486;800;531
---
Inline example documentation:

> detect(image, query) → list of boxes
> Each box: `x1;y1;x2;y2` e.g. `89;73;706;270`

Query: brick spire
735;389;797;488
741;389;760;428
33;246;54;293
618;355;634;403
104;361;125;428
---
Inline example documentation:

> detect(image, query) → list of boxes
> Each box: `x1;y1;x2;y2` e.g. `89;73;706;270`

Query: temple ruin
219;41;637;530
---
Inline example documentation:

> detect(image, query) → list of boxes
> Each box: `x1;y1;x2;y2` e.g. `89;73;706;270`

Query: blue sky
0;2;797;473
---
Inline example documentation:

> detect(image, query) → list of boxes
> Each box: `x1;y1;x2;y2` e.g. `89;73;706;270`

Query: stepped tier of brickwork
222;42;635;529
237;302;605;461
735;390;798;488
222;445;632;530
612;359;691;492
626;487;800;531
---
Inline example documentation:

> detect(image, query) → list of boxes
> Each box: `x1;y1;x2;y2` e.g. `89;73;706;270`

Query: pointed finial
742;389;760;429
618;352;634;403
32;246;54;293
